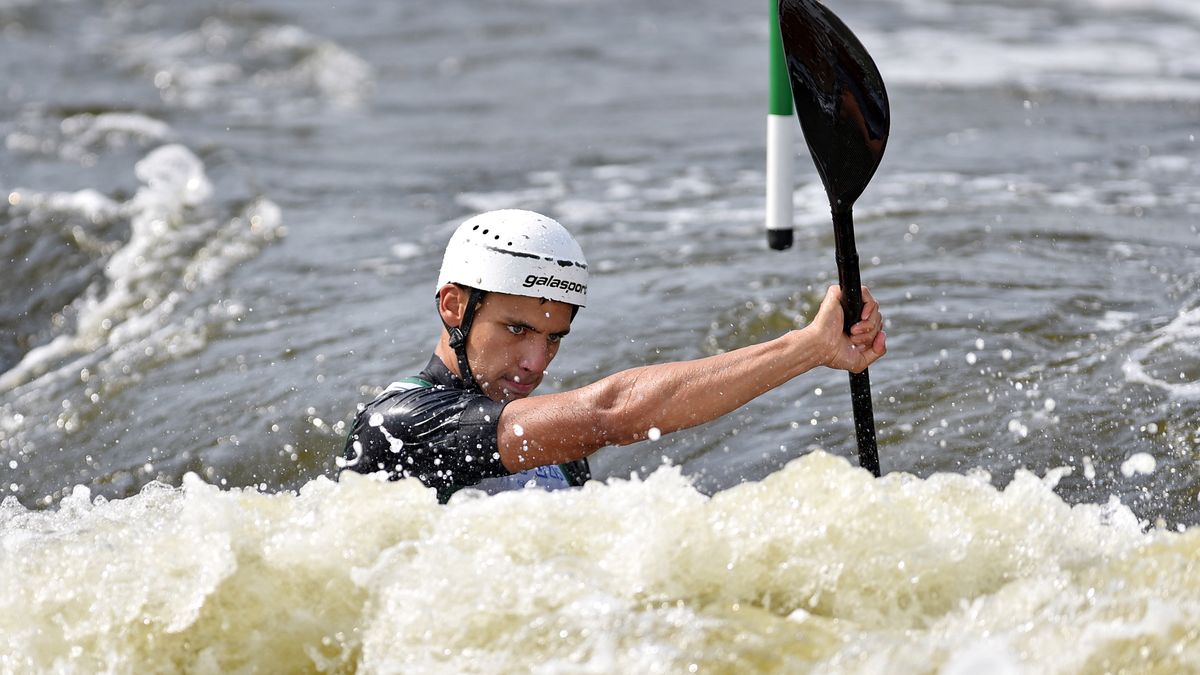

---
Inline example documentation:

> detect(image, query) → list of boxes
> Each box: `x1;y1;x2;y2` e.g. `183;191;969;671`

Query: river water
2;0;1199;671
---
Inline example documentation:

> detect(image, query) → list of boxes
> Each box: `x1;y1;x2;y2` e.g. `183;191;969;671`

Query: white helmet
437;209;588;307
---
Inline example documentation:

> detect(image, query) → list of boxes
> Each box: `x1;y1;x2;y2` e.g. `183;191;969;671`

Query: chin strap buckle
448;326;466;349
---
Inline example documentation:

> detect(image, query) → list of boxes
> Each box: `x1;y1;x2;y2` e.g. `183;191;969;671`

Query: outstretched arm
496;285;886;472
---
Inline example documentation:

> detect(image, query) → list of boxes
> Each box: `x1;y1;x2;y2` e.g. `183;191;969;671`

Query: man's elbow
578;378;646;447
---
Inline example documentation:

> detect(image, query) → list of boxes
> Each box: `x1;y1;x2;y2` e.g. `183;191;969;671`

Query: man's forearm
498;329;825;470
585;330;823;444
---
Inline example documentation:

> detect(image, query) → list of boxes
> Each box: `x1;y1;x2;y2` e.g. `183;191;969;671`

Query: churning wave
2;451;1196;673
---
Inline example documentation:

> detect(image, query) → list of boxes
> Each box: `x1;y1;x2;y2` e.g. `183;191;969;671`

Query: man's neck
433;338;461;380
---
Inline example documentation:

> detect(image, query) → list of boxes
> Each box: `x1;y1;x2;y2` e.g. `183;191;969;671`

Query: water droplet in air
1007;419;1029;438
1082;456;1096;480
1121;453;1156;477
647;427;661;441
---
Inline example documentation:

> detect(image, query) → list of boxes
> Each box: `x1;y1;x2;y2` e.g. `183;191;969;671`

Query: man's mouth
500;376;536;396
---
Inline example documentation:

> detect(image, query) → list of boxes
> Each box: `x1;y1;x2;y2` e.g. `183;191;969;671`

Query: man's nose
517;338;553;373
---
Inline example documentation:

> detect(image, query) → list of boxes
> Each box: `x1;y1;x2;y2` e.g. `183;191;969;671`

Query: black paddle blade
778;0;889;212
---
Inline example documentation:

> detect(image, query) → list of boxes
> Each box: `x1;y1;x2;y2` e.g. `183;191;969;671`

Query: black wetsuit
342;355;590;503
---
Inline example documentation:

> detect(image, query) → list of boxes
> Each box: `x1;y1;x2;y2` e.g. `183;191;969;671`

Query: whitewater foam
2;452;1197;673
0;140;284;505
0;144;280;393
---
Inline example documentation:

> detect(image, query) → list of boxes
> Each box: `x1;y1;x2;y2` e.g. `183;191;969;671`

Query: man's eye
548;334;563;344
507;325;525;336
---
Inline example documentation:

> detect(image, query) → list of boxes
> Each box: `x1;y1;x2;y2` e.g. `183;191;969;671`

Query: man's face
465;292;575;402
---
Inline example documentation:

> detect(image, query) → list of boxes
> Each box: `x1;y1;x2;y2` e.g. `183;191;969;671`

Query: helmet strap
439;287;486;391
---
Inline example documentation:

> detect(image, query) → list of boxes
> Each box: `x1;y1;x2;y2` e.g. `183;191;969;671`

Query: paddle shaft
833;207;880;476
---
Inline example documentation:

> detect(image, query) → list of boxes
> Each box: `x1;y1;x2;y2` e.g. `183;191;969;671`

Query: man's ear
437;284;467;328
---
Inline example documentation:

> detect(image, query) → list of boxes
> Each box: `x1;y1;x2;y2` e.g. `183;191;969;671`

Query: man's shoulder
366;354;464;404
362;378;465;422
343;371;510;489
357;375;503;434
384;376;435;392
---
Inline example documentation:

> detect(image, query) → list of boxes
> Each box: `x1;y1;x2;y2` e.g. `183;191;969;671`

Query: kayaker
340;209;886;502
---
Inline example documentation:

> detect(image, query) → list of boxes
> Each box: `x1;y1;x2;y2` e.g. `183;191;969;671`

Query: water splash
2;452;1197;673
1123;306;1200;399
